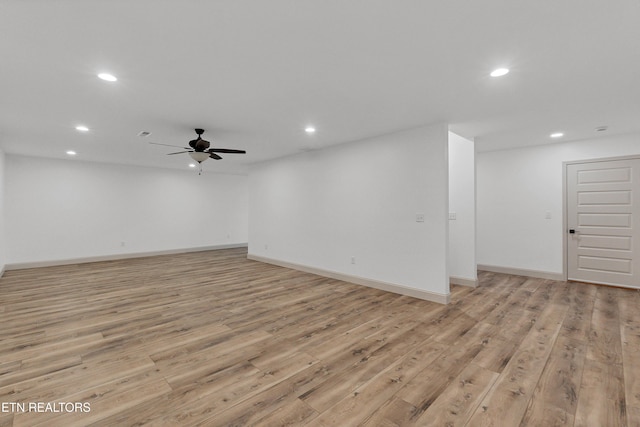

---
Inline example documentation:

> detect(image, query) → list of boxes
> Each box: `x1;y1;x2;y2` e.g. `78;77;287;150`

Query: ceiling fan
149;128;246;173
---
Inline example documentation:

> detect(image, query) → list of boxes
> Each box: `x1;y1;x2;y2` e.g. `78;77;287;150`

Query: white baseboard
247;254;450;304
450;276;478;288
5;243;248;271
477;264;564;281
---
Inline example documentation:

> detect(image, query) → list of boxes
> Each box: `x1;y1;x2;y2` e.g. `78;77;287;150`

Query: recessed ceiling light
97;73;117;82
75;125;89;132
550;132;564;138
189;163;196;168
305;126;316;134
490;68;510;77
66;150;77;156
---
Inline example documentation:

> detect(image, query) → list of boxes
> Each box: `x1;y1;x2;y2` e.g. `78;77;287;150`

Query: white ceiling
1;0;639;174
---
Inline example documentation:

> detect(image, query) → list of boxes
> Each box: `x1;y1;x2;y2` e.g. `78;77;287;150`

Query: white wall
248;123;450;301
5;155;248;265
448;132;476;283
477;132;640;275
0;149;6;274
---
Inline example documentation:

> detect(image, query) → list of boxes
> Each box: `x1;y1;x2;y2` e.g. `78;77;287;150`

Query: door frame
563;154;640;283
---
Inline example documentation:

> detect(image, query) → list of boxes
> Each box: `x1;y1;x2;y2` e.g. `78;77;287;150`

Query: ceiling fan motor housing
189;129;210;151
196;139;211;151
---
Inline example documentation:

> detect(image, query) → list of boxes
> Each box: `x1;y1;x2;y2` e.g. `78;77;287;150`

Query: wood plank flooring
0;248;638;426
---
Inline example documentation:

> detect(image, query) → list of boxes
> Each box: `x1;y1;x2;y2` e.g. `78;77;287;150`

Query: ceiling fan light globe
189;152;210;163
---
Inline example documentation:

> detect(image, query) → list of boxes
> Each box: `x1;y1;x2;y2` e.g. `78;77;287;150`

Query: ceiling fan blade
208;148;246;154
209;153;222;160
167;151;191;155
149;142;190;149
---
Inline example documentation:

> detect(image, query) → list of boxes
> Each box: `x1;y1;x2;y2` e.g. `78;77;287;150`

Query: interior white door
567;158;640;289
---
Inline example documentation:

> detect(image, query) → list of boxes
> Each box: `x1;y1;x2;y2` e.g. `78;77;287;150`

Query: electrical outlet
416;214;425;222
449;212;457;220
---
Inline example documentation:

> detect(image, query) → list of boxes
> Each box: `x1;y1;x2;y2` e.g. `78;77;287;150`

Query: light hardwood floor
0;248;639;426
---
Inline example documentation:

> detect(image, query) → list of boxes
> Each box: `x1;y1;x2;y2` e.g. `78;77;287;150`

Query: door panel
577;256;631;273
578;213;631;227
577;167;631;183
567;159;640;288
579;235;631;250
578;190;630;205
